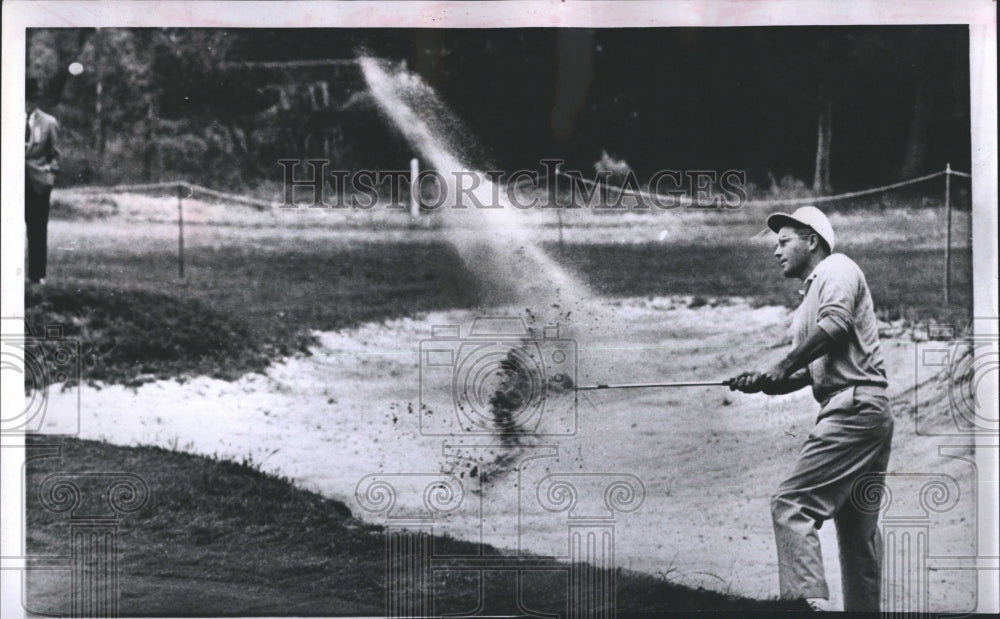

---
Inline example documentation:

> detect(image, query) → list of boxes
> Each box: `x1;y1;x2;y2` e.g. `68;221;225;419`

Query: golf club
575;380;731;391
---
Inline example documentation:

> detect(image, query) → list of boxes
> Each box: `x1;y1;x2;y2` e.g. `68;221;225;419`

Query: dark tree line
27;26;969;194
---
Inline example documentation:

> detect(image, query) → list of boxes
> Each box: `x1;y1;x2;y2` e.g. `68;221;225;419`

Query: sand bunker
37;296;975;610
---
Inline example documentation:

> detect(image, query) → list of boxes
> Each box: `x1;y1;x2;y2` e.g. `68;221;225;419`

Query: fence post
554;163;564;257
177;184;185;278
944;163;951;305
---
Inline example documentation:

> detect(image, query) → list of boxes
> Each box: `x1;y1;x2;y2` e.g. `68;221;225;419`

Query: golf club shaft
575;380;729;391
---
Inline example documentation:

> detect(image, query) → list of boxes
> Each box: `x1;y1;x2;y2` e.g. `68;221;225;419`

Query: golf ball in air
68;62;84;75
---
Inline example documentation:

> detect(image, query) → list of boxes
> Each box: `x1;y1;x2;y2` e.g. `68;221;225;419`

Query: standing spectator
25;77;61;285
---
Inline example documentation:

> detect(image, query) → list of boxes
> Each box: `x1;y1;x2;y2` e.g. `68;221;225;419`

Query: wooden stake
945;163;951;304
410;158;420;218
177;184;185;278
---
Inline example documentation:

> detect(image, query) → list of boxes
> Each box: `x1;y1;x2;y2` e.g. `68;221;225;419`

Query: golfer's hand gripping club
727;371;764;393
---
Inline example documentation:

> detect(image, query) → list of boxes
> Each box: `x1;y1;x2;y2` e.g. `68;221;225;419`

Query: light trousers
771;385;893;611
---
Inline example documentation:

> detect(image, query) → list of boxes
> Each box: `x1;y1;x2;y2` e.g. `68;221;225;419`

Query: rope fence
742;170;951;207
554;164;971;305
66;165;971;304
70;180;276;278
554;166;969;208
73;180;275;210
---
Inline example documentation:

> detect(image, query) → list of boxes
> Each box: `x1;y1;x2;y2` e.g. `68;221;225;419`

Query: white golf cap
766;206;835;253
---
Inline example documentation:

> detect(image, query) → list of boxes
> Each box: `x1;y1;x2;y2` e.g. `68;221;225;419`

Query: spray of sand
359;57;593;317
360;57;614;482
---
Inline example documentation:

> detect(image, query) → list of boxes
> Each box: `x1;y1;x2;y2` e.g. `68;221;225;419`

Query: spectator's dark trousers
25;171;51;281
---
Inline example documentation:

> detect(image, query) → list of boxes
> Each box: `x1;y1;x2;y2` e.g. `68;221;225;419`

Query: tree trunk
822;101;832;191
94;29;105;155
898;74;930;178
143;101;158;181
813;109;824;193
812;99;832;194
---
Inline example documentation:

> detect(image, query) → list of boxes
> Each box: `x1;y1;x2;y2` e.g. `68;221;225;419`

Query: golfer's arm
760;332;832;395
779;329;835;377
763;368;810;395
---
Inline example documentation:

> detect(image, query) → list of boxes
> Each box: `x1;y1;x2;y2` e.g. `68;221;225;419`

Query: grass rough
26;282;275;387
25;436;792;616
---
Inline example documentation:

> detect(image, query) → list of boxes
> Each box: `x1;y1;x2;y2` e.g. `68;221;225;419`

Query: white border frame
2;2;996;617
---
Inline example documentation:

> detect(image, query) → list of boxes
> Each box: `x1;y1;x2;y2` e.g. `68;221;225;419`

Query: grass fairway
25;436;788;616
554;242;973;321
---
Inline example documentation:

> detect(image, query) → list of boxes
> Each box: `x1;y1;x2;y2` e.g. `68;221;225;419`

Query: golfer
728;206;891;612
